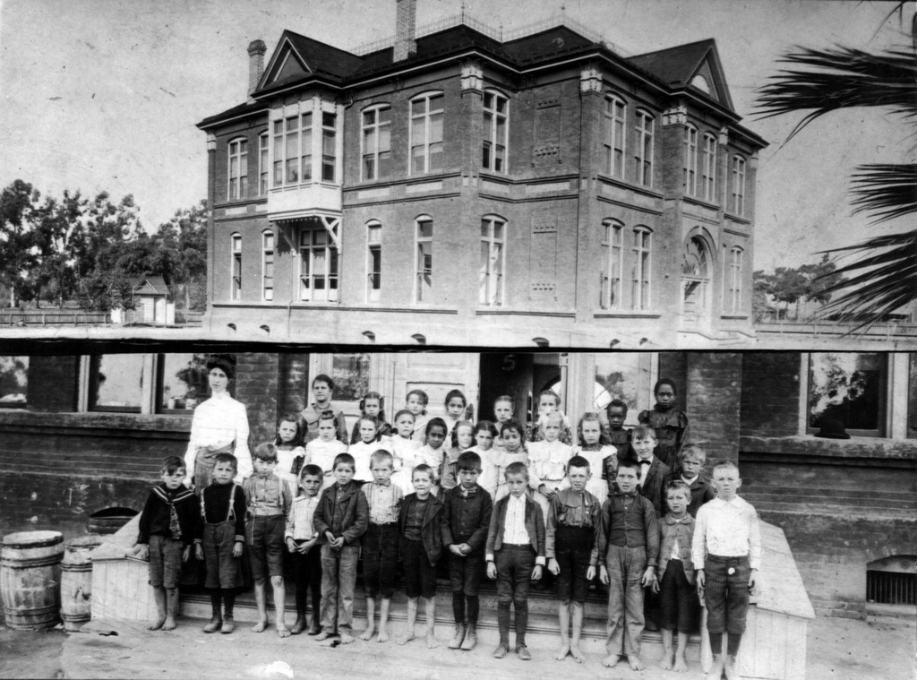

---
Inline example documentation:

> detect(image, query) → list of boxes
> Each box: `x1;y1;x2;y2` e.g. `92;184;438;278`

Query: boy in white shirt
692;461;761;680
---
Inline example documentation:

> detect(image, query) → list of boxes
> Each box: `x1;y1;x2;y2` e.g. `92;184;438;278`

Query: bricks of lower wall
235;352;281;447
27;355;80;412
684;352;741;464
658;353;687;393
741;353;801;437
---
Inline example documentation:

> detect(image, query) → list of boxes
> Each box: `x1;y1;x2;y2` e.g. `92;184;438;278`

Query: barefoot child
285;464;324;635
391;409;421;495
196;453;246;634
313;453;369;645
134;456;200;632
673;445;715;518
486;461;545;661
597;458;659;671
547;456;600;664
442;452;493;651
573;412;616;505
361;450;403;643
603;399;633;474
693;461;760;680
652;481;698;672
244;443;293;637
397;464;444;649
274;413;306;493
528;411;573;525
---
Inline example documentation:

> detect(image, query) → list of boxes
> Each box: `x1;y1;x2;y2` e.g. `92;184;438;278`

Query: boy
693;461;761;680
596;458;659;671
603;399;634;470
442;451;493;651
546;455;600;664
195;452;246;634
486;461;545;661
632;425;671;519
285;464;324;635
674;445;715;518
301;374;349;445
361;450;403;643
313;453;369;644
397;464;444;649
653;481;698;672
244;443;293;637
133;455;200;632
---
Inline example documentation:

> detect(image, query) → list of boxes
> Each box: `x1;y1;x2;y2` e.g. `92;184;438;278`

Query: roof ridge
629;38;715;59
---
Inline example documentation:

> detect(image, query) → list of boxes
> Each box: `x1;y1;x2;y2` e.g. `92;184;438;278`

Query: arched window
227;138;248;199
415;216;433;302
483;90;508;173
684;124;698;196
726;246;743;313
600;219;624;309
702;133;717;202
410;92;444;175
635;111;654;187
731;155;747;216
262;230;274;301
603;95;627;178
230;233;242;300
479;215;506;306
258;132;269;195
362;105;392;181
366;220;382;302
631;226;652;310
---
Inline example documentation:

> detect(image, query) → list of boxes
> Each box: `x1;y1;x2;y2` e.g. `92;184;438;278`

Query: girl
467;420;499;498
492;395;515;451
526;389;573;445
348;414;391;485
391;409;421;495
573;412;615;504
528;411;573;523
443;389;468;441
274;413;306;494
418;417;449;495
440;420;474;491
350;392;392;444
406;389;430;444
304;412;349;490
300;374;348;445
493;419;529;501
638;378;689;470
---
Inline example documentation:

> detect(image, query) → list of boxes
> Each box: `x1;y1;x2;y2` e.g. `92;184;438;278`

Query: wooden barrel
87;507;138;535
0;531;65;629
60;535;104;631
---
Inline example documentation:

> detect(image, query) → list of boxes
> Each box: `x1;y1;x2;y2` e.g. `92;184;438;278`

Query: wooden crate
90;557;159;622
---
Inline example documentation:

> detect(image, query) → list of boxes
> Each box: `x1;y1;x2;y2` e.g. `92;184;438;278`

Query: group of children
135;372;760;680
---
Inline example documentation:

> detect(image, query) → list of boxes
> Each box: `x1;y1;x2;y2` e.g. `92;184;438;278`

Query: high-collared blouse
183;391;252;484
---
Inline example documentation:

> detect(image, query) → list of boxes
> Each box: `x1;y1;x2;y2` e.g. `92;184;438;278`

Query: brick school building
196;0;765;347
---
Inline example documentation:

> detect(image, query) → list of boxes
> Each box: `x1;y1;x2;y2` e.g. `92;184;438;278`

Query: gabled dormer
253;30;364;98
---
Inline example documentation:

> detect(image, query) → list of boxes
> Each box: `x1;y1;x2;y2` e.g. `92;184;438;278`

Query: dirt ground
0;626;66;679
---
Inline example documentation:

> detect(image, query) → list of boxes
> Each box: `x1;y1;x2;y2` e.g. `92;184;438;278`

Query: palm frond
756;46;917;142
850;163;917;224
814;230;917;328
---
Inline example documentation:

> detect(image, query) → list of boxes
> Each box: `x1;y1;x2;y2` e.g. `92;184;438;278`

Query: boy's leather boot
707;654;725;680
220;617;235;634
724;654;742;680
448;624;466;649
203;616;222;633
460;624;477;651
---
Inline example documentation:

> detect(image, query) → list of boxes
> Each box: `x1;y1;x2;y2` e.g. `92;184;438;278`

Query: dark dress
637;407;689;470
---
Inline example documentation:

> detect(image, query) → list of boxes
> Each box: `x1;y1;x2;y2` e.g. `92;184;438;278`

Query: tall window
273;113;312;187
366;221;382;302
415;217;433;302
362;106;392;181
157;353;211;413
231;234;242;300
262;231;274;301
726;246;743;313
684;125;698;195
258;132;269;195
635;111;654;187
808;353;886;437
482;91;508;173
603;96;627;178
600;219;624;309
299;226;338;302
0;356;28;408
322;112;336;182
479;216;506;306
410;93;444;175
702;134;717;202
731;156;746;216
228;138;248;199
88;354;144;413
631;227;652;310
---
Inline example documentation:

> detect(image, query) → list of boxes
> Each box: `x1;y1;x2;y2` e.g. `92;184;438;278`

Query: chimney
247;39;267;102
393;0;417;62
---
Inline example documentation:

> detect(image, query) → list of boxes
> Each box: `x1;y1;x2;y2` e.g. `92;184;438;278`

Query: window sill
683;195;720;211
214;197;268;209
594;311;662;319
721;314;749;320
725;213;751;225
596;174;664;200
739;435;916;465
0;410;192;433
475;308;576;318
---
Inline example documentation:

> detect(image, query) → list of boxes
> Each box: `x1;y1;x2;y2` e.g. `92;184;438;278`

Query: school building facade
197;0;766;347
0;350;913;620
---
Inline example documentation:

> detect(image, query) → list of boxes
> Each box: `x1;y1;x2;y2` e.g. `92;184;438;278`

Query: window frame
155;353;212;415
479;215;506;306
262;230;274;302
482;90;509;174
630;226;652;310
230;233;242;301
298;225;339;303
361;105;392;182
409;92;445;176
366;220;382;303
321;111;336;182
0;356;29;409
273;113;313;188
603;95;627;179
702;133;717;203
599;219;624;310
731;155;747;216
725;246;743;313
414;216;434;303
258;132;269;196
634;110;654;188
805;352;888;438
684;124;698;196
227;137;248;200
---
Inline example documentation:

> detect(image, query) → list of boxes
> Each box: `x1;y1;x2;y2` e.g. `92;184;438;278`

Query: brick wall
740;353;801;437
685;352;741;463
28;355;80;412
235;352;281;446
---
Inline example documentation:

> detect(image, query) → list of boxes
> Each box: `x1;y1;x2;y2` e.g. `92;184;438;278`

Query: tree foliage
754;255;846;319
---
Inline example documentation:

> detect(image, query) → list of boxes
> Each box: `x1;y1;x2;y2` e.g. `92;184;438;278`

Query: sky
0;0;911;271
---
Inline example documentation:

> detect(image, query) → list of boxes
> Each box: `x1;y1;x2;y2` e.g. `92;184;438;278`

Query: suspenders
200;483;238;524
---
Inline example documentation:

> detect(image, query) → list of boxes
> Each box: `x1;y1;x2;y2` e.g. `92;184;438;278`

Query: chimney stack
247;39;267;102
394;0;417;62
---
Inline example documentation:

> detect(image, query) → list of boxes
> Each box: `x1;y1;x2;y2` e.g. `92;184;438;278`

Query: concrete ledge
740;435;917;464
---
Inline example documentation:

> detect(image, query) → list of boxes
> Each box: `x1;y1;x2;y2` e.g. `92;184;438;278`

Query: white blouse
184;392;252;484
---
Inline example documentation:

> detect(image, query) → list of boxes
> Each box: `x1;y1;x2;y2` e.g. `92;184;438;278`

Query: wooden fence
0;309;112;326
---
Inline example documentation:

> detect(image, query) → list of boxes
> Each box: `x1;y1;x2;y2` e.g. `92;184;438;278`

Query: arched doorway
682;236;711;330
